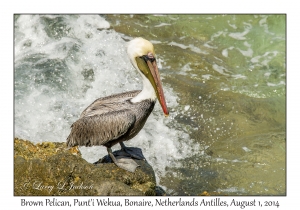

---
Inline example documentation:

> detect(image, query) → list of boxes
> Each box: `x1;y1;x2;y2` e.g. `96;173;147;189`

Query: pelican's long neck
127;37;157;103
131;71;156;103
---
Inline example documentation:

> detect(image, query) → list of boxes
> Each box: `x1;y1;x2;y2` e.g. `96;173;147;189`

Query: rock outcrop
14;138;163;196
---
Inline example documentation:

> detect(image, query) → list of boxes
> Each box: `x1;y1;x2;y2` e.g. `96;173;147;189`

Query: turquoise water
14;14;286;195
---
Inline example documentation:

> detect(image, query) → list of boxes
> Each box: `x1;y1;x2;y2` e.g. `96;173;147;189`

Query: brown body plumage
66;90;155;148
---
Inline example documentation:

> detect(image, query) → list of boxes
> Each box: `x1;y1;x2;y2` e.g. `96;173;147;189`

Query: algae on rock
14;138;158;196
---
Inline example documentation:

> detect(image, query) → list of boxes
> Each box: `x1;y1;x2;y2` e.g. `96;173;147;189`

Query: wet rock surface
14;138;160;196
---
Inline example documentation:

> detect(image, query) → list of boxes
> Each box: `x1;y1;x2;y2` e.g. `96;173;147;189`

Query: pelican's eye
140;54;156;63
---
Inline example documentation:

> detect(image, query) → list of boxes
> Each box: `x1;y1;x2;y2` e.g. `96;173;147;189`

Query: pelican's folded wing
66;110;136;147
80;90;141;118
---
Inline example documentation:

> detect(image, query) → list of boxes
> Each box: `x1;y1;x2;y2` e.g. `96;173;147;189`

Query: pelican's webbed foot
120;142;146;160
107;148;140;173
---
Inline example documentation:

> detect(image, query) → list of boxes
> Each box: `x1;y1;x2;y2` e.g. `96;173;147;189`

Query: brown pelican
66;37;169;172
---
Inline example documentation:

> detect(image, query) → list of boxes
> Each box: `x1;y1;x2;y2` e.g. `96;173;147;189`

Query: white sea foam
250;51;279;66
227;20;237;29
222;46;234;57
264;72;271;77
242;147;251;152
203;42;217;49
184;105;190;111
202;74;212;80
228;23;252;40
168;41;208;54
237;41;253;57
232;74;247;79
14;15;199;179
259;15;275;35
228;30;249;40
168;41;189;49
267;81;285;87
154;23;171;27
211;31;224;41
212;64;230;75
178;63;192;75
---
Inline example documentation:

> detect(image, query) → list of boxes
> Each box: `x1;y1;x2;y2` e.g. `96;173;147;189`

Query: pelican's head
127;37;169;116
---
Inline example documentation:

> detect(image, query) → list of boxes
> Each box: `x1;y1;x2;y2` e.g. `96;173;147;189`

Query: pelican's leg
107;147;119;164
107;147;139;173
119;142;145;160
